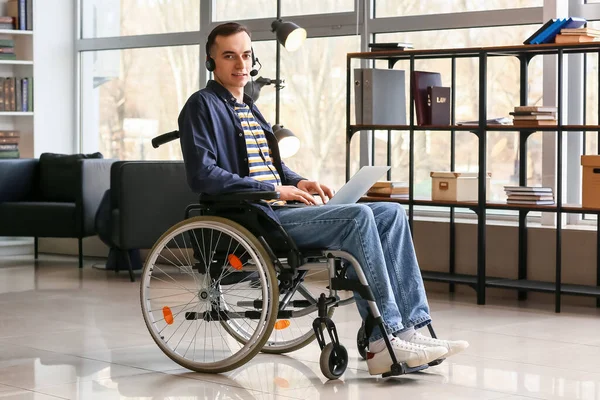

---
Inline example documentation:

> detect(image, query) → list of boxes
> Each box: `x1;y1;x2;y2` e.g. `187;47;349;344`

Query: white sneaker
366;338;448;375
408;331;469;358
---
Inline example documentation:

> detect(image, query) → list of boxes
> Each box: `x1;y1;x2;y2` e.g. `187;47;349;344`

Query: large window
78;0;550;213
81;46;200;160
81;0;200;38
375;0;543;18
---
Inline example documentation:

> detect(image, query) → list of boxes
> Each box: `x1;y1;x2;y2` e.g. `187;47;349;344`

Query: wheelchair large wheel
140;216;279;374
223;266;338;354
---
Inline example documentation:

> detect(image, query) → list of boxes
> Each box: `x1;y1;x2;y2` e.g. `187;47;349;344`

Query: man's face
211;31;253;91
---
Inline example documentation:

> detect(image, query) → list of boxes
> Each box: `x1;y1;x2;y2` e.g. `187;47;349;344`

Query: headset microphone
250;53;261;77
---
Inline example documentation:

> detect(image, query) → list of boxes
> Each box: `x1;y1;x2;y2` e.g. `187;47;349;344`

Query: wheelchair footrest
381;362;429;378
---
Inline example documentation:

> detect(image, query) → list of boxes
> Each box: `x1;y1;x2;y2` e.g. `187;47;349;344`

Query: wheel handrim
140;218;277;371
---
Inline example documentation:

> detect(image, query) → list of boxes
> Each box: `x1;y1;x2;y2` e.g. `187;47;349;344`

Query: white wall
33;0;76;155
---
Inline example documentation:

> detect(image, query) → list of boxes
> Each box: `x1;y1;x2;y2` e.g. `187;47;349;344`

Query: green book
0;150;19;158
0;54;17;60
0;40;15;48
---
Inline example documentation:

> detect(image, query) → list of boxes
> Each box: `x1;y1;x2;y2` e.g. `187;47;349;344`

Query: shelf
421;271;477;285
561;284;600;297
348;42;600;61
0;60;32;65
0;112;33;116
350;124;478;132
486;278;555;293
0;29;32;36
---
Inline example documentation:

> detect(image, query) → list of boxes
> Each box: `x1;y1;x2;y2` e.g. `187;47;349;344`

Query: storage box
430;172;491;202
581;155;600;208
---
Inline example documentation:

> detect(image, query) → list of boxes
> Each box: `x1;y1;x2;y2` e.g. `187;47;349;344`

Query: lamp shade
271;20;306;52
273;124;300;158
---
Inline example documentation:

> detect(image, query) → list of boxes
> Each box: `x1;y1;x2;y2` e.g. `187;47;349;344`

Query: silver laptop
327;166;391;205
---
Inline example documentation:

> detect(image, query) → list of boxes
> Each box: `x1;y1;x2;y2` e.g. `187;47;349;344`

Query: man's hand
297;180;334;204
276;185;319;205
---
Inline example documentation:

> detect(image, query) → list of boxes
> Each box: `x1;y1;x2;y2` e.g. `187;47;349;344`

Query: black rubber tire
319;342;348;380
356;323;368;360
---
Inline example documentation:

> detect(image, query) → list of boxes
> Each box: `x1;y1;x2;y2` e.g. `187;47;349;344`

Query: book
411;71;442;125
0;149;19;158
555;34;597;44
0;53;17;60
15;78;21;112
371;181;408;189
0;130;20;137
369;42;414;51
428;86;451;125
367;193;409;199
506;199;555;205
524;19;557;45
367;187;409;195
0;137;19;144
26;0;32;30
561;27;600;36
0;40;14;48
532;17;587;44
6;1;17;29
514;106;557;113
510;114;556;120
22;78;27;111
504;186;553;193
354;68;406;125
0;144;17;151
507;194;555;201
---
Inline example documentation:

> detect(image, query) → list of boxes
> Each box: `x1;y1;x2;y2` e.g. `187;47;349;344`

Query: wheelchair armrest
200;191;280;203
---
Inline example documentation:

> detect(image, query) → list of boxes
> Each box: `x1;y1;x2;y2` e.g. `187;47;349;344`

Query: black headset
205;42;260;77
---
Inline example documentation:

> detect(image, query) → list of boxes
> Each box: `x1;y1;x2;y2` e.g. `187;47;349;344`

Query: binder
354;68;406;125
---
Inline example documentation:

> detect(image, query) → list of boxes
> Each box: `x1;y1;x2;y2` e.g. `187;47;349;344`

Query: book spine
362;69;373;124
22;78;27;111
0;150;19;158
0;144;17;150
26;0;32;30
15;78;21;112
354;69;362;125
18;0;25;31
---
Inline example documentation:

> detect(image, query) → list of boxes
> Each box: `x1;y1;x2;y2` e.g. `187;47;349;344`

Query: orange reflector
228;254;243;270
163;306;174;325
274;320;291;330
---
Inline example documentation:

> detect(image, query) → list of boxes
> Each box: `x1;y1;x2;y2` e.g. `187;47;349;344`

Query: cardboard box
581;155;600;208
431;171;491;202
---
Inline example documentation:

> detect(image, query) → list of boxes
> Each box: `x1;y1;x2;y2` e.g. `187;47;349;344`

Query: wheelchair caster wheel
319;342;348;380
357;324;368;360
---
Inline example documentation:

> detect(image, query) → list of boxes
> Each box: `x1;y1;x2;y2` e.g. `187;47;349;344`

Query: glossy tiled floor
2;255;600;399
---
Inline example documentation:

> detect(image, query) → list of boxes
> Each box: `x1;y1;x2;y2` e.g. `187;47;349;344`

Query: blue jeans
274;202;431;341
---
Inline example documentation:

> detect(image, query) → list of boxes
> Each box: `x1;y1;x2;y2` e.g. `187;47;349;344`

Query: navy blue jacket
178;80;306;222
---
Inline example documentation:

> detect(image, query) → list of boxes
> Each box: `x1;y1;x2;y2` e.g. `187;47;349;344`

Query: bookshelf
0;0;33;159
347;42;600;313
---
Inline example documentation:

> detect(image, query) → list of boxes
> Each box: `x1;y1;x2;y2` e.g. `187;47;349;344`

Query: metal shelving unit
347;42;600;313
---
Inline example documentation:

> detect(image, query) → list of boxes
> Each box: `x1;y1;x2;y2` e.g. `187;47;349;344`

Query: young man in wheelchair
178;22;468;376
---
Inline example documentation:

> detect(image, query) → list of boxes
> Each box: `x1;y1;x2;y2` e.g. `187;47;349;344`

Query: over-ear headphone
205;42;260;77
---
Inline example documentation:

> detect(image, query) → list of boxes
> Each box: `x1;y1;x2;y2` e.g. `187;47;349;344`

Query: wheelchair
140;131;444;380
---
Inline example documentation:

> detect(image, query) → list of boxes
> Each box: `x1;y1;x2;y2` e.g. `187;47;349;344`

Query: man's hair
206;22;251;57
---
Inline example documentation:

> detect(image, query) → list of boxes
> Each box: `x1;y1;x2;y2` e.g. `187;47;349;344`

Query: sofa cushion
0;202;77;237
39;152;103;202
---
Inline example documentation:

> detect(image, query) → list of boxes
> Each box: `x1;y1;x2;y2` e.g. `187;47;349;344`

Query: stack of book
555;27;600;44
0;130;19;158
504;186;554;205
0;39;15;61
367;181;409;199
510;106;557;126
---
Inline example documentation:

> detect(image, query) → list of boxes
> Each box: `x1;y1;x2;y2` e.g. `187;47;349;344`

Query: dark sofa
96;161;197;281
0;153;115;267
